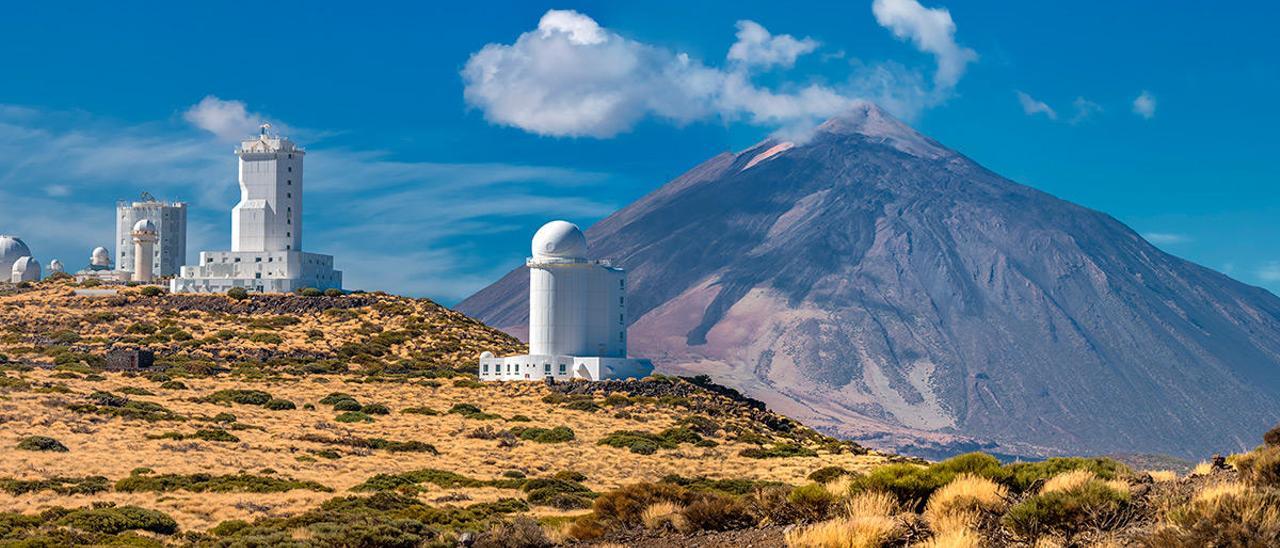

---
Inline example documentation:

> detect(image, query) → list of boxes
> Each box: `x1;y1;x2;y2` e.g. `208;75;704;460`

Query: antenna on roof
260;123;272;137
140;191;157;202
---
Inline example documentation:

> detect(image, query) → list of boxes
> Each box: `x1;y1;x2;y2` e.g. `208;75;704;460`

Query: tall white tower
232;125;304;253
116;193;187;277
131;219;158;283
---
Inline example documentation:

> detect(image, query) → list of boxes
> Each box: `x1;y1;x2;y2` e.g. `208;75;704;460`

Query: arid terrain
1;279;1278;547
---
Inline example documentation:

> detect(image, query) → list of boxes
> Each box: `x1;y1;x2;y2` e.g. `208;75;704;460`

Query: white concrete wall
172;251;340;293
479;354;653;382
586;266;626;357
116;201;187;277
233;138;303;253
529;261;591;356
133;239;154;282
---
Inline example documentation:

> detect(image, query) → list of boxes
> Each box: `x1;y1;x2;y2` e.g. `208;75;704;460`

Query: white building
131;219;158;283
116;193;187;278
11;256;40;283
74;246;130;283
47;259;64;276
0;236;32;277
172;126;341;293
480;220;653;382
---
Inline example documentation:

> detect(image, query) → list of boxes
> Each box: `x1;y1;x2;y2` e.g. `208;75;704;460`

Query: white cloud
1143;232;1190;245
871;0;977;91
44;184;70;197
727;20;819;69
1133;90;1157;119
1016;91;1057;120
1070;96;1103;124
183;96;266;142
1259;262;1280;282
462;8;974;138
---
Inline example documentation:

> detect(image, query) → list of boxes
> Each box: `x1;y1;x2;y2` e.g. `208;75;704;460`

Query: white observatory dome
132;219;157;233
531;220;588;260
480;351;495;359
0;235;32;275
11;256;40;282
91;246;111;267
48;259;64;274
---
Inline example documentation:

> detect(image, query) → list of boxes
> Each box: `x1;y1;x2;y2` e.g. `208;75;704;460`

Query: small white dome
0;235;32;275
11;256;40;282
531;220;587;260
48;259;64;273
480;351;495;359
133;219;157;233
91;246;111;267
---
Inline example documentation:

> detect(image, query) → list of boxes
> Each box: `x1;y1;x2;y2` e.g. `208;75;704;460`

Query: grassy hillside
0;279;1277;547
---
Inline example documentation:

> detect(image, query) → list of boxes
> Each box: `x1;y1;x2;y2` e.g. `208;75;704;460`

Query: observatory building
172;126;341;293
116;193;187;278
1;235;42;284
74;246;130;283
479;220;653;382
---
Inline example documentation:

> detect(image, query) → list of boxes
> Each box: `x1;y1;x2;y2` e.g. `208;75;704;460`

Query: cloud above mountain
462;2;975;138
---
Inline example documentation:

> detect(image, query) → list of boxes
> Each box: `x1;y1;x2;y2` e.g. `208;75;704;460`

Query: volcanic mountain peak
813;101;950;160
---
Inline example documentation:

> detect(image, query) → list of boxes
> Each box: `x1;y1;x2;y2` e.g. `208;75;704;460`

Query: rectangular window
483;364;489;373
559;363;566;374
544;363;551;374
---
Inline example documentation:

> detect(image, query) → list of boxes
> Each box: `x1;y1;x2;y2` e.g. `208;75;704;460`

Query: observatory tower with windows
479;220;653;382
171;125;341;293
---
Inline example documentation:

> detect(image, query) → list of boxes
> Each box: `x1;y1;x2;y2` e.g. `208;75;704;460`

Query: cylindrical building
132;220;158;283
528;221;591;356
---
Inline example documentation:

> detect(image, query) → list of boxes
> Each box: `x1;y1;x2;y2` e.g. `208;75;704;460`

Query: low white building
10;256;40;283
172;126;341;294
480;220;653;382
0;235;32;276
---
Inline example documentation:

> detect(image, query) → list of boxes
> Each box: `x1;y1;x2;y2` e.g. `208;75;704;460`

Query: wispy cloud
1133;90;1157;119
1016;91;1057;120
461;5;976;138
1070;96;1103;124
1259;262;1280;282
1144;232;1191;245
0;100;619;302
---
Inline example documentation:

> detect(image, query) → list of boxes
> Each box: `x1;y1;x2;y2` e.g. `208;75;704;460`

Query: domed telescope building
172;125;341;293
479;220;653;382
0;235;32;276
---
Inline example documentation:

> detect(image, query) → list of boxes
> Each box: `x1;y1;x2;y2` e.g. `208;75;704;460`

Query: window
287;180;292;186
287;166;292;172
619;331;625;342
287;193;291;198
483;364;489;374
544;363;551;374
255;257;262;263
234;258;241;263
559;363;566;374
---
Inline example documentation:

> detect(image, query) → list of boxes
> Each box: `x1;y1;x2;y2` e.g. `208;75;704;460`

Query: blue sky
0;1;1277;303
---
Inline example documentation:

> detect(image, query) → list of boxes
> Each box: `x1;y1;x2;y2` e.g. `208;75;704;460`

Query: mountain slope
458;103;1280;459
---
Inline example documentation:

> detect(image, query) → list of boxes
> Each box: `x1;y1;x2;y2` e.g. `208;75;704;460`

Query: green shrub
401;406;439;416
564;399;600;412
660;475;786;496
264;398;296;411
299;288;323;297
120;386;155;396
739;443;817;459
319;392;354;404
247;332;282;345
807;466;853;484
212;412;236;423
297;433;437;454
682;493;755;532
226;287;249;300
149;429;240;443
0;476;110;495
1003;457;1130;492
512;426;576;444
17;435;67;452
592;482;695;527
333;398;363;411
336;411;374;423
1003;479;1131;539
57;505;179;535
126;322;157;335
159;380;187;390
361;403;391;415
786;483;837;522
202;389;272;406
115;472;332;494
139;286;164;297
323;288;344;297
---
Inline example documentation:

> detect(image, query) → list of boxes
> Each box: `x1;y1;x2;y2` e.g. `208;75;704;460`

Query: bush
139;286;164;297
401;406;440;416
333;398;363;412
473;516;554;548
564;399;600;412
1002;477;1131;539
1233;445;1280;487
808;466;853;484
1151;482;1280;546
1003;456;1130;492
739;443;817;459
120;386;155;396
203;389;273;406
1265;425;1280;447
264;398;296;411
319;392;355;405
448;403;483;415
336;411;374;423
17;435;68;452
213;412;236;423
115;472;332;494
682;494;756;532
513;426;576;443
57;505;179;535
299;287;323;297
592;482;695;528
127;322;158;335
159;380;187;390
787;483;838;522
226;287;249;300
361;403;391;415
0;476;110;496
323;288;344;297
247;332;283;345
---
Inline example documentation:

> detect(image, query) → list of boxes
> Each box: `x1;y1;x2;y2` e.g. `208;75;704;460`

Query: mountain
458;103;1280;459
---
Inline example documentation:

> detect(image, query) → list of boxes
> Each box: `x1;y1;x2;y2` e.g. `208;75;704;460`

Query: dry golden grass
0;368;887;532
1040;469;1096;494
923;473;1008;526
1191;460;1214;476
1192;481;1250;504
641;501;687;531
1148;470;1178;482
912;527;982;548
786;491;903;548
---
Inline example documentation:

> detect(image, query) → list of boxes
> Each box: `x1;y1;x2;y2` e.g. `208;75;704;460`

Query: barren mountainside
459;103;1280;460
